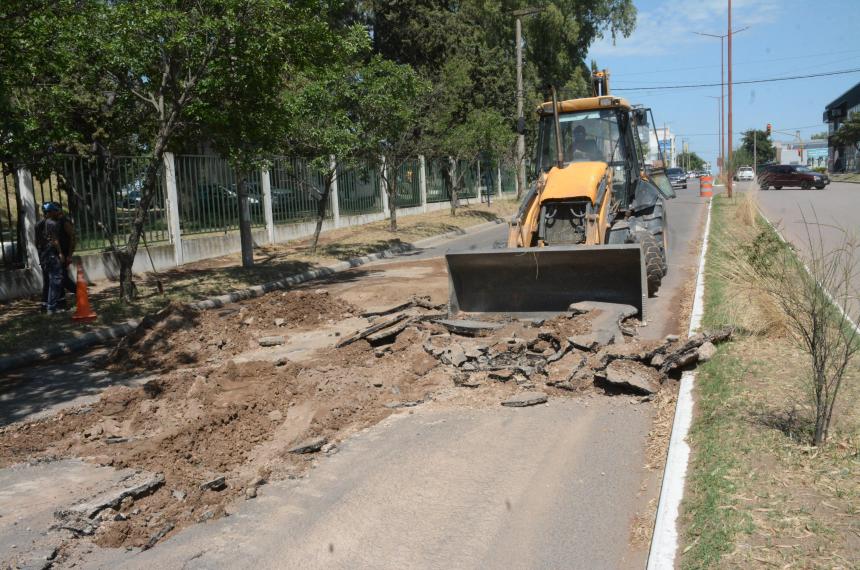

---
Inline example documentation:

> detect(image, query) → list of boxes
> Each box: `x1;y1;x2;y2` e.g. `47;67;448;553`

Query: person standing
35;202;76;313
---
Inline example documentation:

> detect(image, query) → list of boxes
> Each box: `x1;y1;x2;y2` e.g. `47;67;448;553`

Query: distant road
754;180;860;321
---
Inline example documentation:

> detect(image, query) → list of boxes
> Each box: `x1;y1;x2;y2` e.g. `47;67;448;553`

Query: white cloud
590;0;779;57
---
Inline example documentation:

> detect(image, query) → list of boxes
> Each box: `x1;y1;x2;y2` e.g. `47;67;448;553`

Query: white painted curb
647;197;713;569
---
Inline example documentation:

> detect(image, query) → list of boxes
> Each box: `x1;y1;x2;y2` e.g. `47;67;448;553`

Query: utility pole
513;6;544;199
706;96;720;171
695;22;747;186
753;131;756;175
727;0;733;198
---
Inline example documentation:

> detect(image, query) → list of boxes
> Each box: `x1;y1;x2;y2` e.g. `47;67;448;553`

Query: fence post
330;156;341;228
380;157;390;218
419;155;428;212
16;167;40;283
162;152;183;266
261;166;274;243
476;161;482;204
496;165;503;196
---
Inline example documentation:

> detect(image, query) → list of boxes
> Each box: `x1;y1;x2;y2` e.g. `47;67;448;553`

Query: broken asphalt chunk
501;391;548;407
200;476;227;492
258;336;286;347
289;436;327;454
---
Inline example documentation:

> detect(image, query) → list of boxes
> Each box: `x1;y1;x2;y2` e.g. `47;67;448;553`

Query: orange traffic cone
72;259;97;322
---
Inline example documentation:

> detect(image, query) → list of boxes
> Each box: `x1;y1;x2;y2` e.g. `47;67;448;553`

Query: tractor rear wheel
640;233;664;297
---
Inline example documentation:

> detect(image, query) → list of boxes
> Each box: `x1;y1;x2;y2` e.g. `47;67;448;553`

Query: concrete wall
0;158;498;302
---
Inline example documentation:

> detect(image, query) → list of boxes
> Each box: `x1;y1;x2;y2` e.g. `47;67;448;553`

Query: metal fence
458;160;478;199
0;166;26;270
337;161;382;215
34;155;169;252
426;159;450;203
500;164;518;194
175;155;264;236
392;159;421;208
269;157;331;224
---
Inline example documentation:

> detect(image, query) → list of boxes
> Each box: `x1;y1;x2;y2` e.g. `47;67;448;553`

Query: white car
736;166;754;181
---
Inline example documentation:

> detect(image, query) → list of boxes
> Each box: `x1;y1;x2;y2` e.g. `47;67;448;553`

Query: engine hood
541;161;608;204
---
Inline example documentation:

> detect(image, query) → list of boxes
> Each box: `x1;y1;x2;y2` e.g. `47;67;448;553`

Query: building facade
824;81;860;173
649;127;676;168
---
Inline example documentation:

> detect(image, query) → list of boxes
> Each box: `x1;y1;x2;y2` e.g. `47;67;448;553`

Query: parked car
758;164;830;190
666;167;687;189
735;166;754;181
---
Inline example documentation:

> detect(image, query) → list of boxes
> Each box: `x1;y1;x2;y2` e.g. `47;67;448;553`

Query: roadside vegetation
0;199;516;358
680;193;860;569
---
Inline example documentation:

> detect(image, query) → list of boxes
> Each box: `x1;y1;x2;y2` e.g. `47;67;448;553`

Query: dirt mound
110;290;357;372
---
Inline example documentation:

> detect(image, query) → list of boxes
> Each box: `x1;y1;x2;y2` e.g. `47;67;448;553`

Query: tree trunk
446;159;459;216
387;164;398;232
117;135;169;301
237;174;254;268
310;174;332;255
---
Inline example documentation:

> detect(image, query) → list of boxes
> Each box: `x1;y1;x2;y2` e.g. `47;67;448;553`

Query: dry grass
680;194;860;569
710;193;791;338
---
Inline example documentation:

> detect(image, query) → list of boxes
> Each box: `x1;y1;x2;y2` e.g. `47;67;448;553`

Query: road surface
3;186;709;569
754;180;860;320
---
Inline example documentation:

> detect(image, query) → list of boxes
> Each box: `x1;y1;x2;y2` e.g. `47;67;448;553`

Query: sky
587;0;860;168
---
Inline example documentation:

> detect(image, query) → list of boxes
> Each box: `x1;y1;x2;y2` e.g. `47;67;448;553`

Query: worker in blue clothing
35;202;77;314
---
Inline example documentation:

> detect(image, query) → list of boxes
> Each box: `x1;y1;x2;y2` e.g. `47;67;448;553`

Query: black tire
760;184;769;190
775;186;782;190
639;233;664;297
801;181;811;190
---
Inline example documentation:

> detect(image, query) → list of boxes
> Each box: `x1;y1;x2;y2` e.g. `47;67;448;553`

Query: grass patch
0;199;516;357
831;172;860;184
679;194;860;569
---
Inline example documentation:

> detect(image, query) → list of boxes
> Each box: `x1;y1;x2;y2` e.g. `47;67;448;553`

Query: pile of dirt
109;289;358;371
0;288;731;557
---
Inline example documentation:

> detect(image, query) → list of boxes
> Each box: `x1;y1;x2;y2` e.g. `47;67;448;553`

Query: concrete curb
647;197;713;569
0;220;504;375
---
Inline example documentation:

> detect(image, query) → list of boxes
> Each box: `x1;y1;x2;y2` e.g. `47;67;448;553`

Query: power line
613;68;860;92
611;47;860;77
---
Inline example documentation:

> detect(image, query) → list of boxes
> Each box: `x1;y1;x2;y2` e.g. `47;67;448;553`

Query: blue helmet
41;202;61;213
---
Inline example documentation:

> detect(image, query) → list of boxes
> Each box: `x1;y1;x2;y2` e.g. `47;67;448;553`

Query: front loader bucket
445;244;647;320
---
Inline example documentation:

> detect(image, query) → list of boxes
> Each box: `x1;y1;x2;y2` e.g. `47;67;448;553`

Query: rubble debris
143;522;175;550
436;319;504;336
696;341;717;363
200;476;226;492
501;392;548;407
595;361;662;395
289;437;327;454
361;295;445;317
384;400;423;409
568;331;614;352
62;471;164;520
274;318;286;327
336;314;409;348
258;336;286;347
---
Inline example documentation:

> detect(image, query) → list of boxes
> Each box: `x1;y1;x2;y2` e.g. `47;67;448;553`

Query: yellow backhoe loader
446;70;676;320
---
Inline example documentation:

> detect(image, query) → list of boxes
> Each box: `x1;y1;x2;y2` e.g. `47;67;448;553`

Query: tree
727;147;753;180
675;151;705;171
833;112;860;147
197;3;365;268
10;0;355;300
352;56;429;232
283;63;368;255
741;129;775;166
421;56;513;215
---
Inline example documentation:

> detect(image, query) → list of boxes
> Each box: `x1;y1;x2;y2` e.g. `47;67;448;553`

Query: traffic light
766;123;772;136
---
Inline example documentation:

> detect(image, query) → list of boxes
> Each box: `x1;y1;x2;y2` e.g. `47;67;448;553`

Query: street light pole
513;6;544;199
706;96;720;172
694;22;748;189
727;0;733;197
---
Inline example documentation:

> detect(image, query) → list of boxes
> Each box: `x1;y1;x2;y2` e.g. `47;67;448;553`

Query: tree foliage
833;112;860;148
676;151;706;171
741;129;776;165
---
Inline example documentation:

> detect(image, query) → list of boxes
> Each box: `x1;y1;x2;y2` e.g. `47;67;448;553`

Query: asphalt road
754;180;860;321
85;186;709;569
